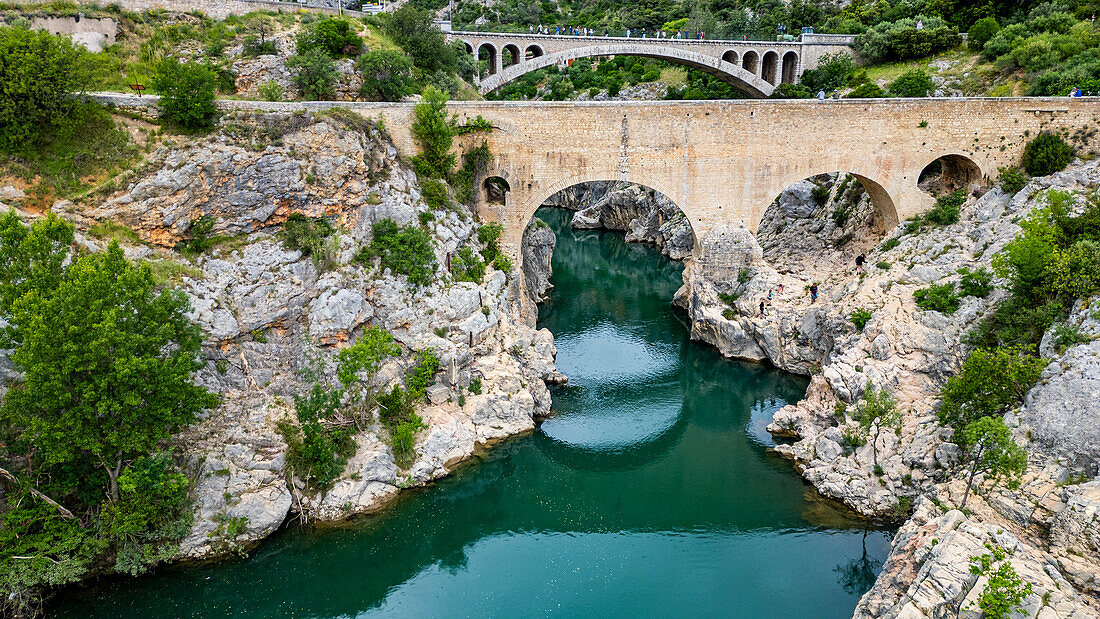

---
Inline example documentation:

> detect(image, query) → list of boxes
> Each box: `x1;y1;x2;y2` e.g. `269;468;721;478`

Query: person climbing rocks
855;254;866;270
809;283;818;303
760;300;766;316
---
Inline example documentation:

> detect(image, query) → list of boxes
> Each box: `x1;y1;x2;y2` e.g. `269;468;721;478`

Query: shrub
451;246;485;283
382;5;456;74
849;308;873;331
1022;133;1074;177
925;189;966;226
876;261;891;269
410;86;456;179
336;326;400;387
420;177;449;210
357;50;416;102
914;282;961;314
279;213;335;257
880;237;901;252
959;267;994;298
798;53;855;93
856;17;960;62
151;58;217;129
242;35;276;57
282;384;355;489
847;82;886;98
0;27;83;150
938;347;1046;435
296;18;362;57
468;377;482;394
287;49;337;100
969;17;1001;52
406;348;440;400
258;80;283;102
179;215;216;254
889;69;934;97
811;184;831;206
359;218;437;287
770;83;813;98
968;545;1033;619
1052;324;1090;353
998;167;1028;194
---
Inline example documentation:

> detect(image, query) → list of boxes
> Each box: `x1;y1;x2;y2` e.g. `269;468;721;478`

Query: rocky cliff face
18;110;563;559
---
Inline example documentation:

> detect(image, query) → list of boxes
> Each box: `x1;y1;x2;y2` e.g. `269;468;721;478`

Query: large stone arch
761;51;779;85
502;43;522;67
742;50;759;76
478;42;498;75
781;51;798;83
525;44;544;60
476;44;775;96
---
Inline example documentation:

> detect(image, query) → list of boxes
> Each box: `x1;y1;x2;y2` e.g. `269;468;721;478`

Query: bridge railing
448;29;855;46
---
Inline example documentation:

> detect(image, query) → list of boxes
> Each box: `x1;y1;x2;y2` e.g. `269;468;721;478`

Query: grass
145;258;205;287
0;103;141;208
659;66;688;86
89;219;143;245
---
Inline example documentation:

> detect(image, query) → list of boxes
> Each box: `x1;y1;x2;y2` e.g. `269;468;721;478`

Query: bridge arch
502;43;522;68
917;153;983;194
475;44;775;96
781;51;798;83
761;51;779;85
478;43;498;76
742;50;759;76
758;167;901;233
722;50;739;65
525;44;544;60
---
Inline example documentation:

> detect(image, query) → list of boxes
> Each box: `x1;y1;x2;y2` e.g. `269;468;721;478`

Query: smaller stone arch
478;42;498;76
503;43;522;67
742;50;759;76
461;40;474;55
525;44;544;60
761;51;779;85
722;50;739;65
484;176;510;204
918;154;983;195
781;51;798;84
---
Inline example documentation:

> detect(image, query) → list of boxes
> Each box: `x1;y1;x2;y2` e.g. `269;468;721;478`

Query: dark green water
52;207;890;618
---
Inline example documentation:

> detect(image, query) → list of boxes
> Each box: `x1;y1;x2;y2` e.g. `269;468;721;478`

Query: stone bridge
89;94;1098;278
447;32;856;96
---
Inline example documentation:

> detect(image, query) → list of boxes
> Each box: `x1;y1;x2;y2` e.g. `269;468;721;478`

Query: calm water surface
53;207;890;618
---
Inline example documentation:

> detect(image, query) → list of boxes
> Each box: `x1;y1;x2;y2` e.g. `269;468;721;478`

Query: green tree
151;58;217;129
357;50;416;102
0;211;74;316
1;243;218;502
968;17;1001;52
969;545;1034;619
959;417;1027;510
847;82;886;98
287;48;338;101
0;26;83;150
856;382;901;467
358;219;438;288
336;326;401;387
939;347;1046;436
295;18;362;58
382;6;456;74
889;69;934;97
410;85;457;179
798;52;855;93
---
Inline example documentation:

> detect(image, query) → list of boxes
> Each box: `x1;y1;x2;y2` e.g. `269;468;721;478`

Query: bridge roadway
447;31;857;96
88;93;1098;279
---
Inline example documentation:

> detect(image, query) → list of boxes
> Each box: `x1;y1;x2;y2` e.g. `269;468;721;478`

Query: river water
53;207;890;618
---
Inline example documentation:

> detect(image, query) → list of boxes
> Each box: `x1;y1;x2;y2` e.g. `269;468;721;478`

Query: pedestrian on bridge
817;90;826;101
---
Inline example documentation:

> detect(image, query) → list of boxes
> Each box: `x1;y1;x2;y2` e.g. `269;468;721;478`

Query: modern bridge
446;31;857;96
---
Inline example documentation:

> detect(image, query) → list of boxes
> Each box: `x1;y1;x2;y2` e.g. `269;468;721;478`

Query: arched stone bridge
447;31;857;96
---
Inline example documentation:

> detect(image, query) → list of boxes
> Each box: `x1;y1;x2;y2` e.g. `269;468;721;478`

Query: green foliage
468;377;482;395
336;326;401;387
998;167;1028;195
282;384;355;490
0;211;74;314
1022;133;1074;177
855;382;901;465
296;18;362;58
929;190;966;225
1052;323;1091;353
799;53;856;93
969;545;1034;619
938;347;1047;436
958;266;994;298
888;69;935;97
0;26;83;150
242;35;276;57
279;213;335;257
382;6;456;74
914;282;961;314
288;48;338;101
856;16;961;62
357;50;416;102
451;246;486;283
179;216;216;255
373;348;437;468
847;82;886;98
410;85;456;179
880;237;901;252
452;141;492;205
737;268;751;284
849;308;873;331
770;83;814;99
151;58;217;130
258;80;283;102
99;454;192;575
406;348;440;401
969;17;1001;52
359;218;437;288
959;416;1028;509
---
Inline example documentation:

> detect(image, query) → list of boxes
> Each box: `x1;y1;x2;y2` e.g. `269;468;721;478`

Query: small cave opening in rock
520;181;697;307
484;176;510;204
756;173;888;279
917;154;982;197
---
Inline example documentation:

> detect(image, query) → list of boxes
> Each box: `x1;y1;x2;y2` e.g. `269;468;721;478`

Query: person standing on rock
855;254;866;271
760;300;766;316
809;283;818;303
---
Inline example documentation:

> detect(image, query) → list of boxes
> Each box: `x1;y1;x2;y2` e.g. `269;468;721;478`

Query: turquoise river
53;206;891;618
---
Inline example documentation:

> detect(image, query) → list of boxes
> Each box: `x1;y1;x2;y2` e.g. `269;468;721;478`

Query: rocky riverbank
526;167;1100;617
2;108;563;560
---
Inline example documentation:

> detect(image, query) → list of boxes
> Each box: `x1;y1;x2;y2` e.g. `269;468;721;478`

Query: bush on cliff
1022;133;1074;177
888;69;934;97
152;58;217;129
295;17;362;58
357;50;416;102
287;48;338;101
0;26;83;150
359;219;438;288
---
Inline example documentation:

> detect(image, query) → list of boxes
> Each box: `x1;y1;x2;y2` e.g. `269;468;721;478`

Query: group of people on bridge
527;25;709;39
